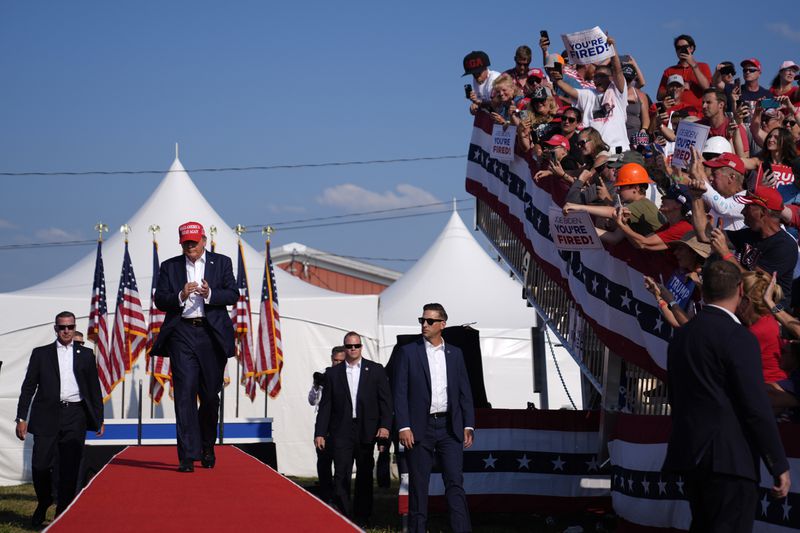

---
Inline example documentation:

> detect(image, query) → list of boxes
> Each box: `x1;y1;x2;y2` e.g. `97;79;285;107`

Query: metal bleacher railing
475;198;669;416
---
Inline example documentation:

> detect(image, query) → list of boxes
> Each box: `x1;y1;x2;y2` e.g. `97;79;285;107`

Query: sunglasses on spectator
576;139;588;147
418;317;445;326
742;68;759;74
784;120;798;128
595;163;607;172
344;343;362;349
562;116;578;123
516;60;530;67
56;324;76;331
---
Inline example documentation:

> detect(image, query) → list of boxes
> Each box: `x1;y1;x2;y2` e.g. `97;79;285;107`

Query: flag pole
119;224;131;417
148;224;160;419
233;225;246;417
262;225;274;418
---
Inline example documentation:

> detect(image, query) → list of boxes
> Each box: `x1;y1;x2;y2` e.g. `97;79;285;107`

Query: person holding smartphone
739;58;772;103
657;34;711;111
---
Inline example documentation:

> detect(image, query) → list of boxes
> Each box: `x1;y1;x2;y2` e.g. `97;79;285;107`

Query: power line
248;206;473;233
0;154;467;177
248;198;471;229
0;206;475;251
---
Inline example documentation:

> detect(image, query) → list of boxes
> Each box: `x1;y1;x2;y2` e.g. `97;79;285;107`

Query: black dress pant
683;450;759;533
168;320;227;462
316;445;334;503
331;420;375;522
31;402;87;514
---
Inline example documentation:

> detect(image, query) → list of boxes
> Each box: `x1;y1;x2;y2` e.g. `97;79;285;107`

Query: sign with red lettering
491;124;516;163
548;208;604;251
561;27;614;66
671;121;710;169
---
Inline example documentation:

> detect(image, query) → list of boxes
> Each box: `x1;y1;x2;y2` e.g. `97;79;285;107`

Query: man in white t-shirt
462;50;500;113
551;36;629;153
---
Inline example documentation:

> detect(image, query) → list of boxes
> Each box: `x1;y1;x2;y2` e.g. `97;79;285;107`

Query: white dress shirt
425;338;448;414
56;341;82;402
180;252;211;318
345;358;361;418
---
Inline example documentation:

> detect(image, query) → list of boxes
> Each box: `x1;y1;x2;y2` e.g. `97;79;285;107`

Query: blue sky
1;1;798;291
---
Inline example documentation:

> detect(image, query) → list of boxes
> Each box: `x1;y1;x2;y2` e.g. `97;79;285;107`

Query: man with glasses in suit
393;303;475;533
16;311;104;527
314;332;392;527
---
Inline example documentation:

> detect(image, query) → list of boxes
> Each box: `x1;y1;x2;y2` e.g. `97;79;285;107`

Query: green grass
2;479;614;533
0;484;50;533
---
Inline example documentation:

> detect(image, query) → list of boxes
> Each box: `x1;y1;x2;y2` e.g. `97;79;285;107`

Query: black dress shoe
177;460;195;473
201;451;216;469
31;499;51;528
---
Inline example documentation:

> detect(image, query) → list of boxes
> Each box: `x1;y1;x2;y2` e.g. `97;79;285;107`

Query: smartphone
656;101;666;114
553;62;562;74
540;30;549;39
464;84;473;99
615;146;623;155
733;77;741;88
760;98;781;109
725;111;735;122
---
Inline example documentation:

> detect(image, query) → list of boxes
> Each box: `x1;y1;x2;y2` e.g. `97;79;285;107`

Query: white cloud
267;204;306;214
767;23;800;43
0;218;16;230
35;227;82;241
661;19;686;31
316;183;439;213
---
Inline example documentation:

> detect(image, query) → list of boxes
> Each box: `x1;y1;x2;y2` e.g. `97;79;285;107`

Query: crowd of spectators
463;31;800;418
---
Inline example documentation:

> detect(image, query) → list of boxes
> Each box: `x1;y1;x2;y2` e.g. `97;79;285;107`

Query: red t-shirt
748;314;787;382
655;219;692;243
699;117;748;153
658;63;713;110
770;85;800;105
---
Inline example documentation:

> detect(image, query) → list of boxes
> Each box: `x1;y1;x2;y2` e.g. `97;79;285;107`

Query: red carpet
46;446;360;532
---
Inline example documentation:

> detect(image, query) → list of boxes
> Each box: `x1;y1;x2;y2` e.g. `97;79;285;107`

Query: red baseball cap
703;153;745;175
740;58;762;71
527;68;545;81
178;221;206;243
545;134;570;151
735;186;783;211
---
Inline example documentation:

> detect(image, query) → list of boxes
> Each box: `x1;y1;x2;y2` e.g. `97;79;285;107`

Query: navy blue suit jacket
17;342;104;435
314;358;393;445
393;338;475;443
663;305;789;481
151;250;238;358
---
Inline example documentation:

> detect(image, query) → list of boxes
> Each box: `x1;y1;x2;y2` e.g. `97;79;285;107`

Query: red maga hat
735;186;783;211
178;221;205;243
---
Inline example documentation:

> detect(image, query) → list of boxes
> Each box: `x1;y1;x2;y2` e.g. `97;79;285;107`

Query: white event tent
0;157;378;483
377;209;582;411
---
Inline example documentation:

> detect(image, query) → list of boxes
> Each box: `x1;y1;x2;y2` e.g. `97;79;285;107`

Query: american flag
465;111;671;380
146;240;170;404
105;241;147;398
609;414;800;531
231;241;257;401
88;240;111;401
256;239;283;397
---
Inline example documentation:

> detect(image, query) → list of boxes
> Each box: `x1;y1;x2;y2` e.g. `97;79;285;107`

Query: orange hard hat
614;163;654;187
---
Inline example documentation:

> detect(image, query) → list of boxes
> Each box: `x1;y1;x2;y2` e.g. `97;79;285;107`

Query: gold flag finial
94;223;109;242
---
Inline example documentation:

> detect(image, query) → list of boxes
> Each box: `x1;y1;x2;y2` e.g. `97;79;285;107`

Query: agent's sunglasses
56;324;76;331
344;343;362;349
418;317;445;326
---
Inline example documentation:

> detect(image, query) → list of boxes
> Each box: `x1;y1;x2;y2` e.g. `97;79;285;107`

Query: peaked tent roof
3;157;337;333
378;210;536;330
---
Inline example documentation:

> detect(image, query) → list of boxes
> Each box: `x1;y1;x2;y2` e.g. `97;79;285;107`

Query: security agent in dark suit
314;332;392;525
393;303;475;533
151;221;238;473
16;311;104;528
663;260;791;532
